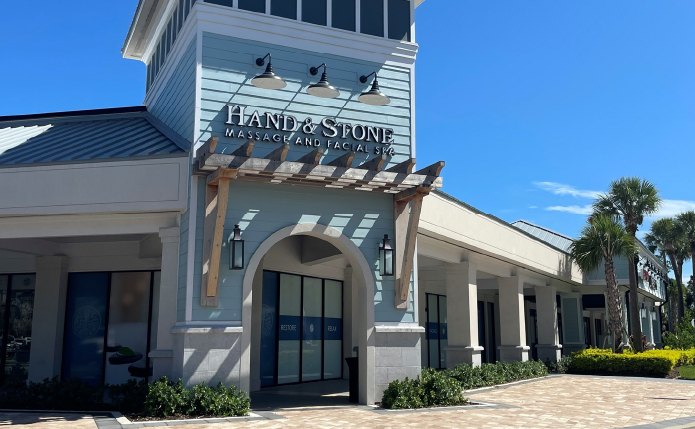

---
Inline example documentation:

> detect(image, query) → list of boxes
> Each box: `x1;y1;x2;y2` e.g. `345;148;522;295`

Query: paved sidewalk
4;375;695;428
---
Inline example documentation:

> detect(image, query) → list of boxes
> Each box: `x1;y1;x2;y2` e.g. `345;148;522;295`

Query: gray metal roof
511;220;574;252
0;107;189;166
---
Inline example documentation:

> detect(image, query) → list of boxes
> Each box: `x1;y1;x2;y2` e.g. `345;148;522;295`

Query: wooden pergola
194;137;444;309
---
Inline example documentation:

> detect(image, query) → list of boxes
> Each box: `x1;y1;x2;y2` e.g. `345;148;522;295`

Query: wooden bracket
232;140;255;157
327;151;356;168
358;154;387;172
386;158;416;174
265;143;290;162
297;147;324;165
394;192;426;309
201;172;232;307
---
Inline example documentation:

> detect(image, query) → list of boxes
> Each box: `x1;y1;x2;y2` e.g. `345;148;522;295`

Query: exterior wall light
359;72;391;106
640;303;647;319
307;63;340;99
379;234;394;277
251;53;287;90
229;224;245;270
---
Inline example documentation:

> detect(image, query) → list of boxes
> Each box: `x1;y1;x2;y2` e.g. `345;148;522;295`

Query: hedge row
570;348;695;377
381;360;548;409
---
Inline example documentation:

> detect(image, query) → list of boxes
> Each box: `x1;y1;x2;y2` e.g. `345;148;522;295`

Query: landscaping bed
0;376;250;421
380;360;548;409
570;348;695;378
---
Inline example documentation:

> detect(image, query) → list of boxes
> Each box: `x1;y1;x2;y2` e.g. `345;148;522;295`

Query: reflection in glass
324;280;342;379
278;274;301;384
0;275;36;381
427;294;439;368
302;278;322;382
439;296;447;369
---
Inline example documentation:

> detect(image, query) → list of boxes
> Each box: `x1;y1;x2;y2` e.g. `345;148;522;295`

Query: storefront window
387;0;410;41
62;271;159;386
332;0;356;31
0;274;36;382
239;0;266;13
360;0;384;37
302;0;327;26
271;0;297;19
278;274;301;384
301;277;322;382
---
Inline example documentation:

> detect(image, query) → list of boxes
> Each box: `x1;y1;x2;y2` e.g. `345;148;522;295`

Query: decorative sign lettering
224;105;396;156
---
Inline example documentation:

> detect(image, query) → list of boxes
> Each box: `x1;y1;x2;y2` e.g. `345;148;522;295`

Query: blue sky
1;1;693;281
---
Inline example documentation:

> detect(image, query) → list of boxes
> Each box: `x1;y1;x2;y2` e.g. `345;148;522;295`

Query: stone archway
239;223;376;404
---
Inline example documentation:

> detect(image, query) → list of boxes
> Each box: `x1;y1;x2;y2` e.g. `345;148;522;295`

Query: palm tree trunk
604;258;623;352
667;251;684;324
627;253;643;352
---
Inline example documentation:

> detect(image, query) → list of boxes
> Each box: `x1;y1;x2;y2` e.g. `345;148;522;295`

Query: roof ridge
0;106;147;124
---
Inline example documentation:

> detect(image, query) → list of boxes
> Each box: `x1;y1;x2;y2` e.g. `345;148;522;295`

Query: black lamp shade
379;234;394;277
307;72;340;98
251;62;287;90
230;224;245;270
359;78;391;106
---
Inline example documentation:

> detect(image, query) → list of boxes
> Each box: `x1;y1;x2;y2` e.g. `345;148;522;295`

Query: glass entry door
426;294;447;369
260;271;343;387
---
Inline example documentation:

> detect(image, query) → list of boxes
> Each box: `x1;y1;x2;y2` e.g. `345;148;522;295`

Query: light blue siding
587;256;629;282
189;181;414;323
150;37;197;143
199;32;412;168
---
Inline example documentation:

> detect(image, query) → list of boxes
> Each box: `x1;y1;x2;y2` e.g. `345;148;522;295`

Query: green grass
679;366;695;380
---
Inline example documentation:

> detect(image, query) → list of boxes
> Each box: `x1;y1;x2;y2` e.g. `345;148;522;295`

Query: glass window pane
104;272;152;385
332;0;355;31
178;0;185;30
360;0;383;37
323;280;342;379
439;296;447;369
239;0;266;13
3;275;35;381
302;278;322;382
150;272;161;356
302;0;327;25
62;273;110;386
206;0;233;6
260;271;278;387
278;274;300;384
272;0;297;19
426;294;439;368
387;0;409;41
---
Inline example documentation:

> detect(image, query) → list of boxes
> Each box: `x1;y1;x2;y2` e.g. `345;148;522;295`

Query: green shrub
447;360;547;390
381;368;466;409
107;379;149;415
570;348;680;377
545;355;573;374
143;377;250;418
679;366;695;380
0;377;106;411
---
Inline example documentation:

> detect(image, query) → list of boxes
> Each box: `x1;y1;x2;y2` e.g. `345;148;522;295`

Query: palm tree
647;218;685;326
569;214;636;352
593;177;661;352
676;211;695;293
644;233;675;331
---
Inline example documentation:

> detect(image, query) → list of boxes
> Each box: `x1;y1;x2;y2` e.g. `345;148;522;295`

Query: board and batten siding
587;256;629;282
198;32;412;167
149;37;197;143
189;180;415;323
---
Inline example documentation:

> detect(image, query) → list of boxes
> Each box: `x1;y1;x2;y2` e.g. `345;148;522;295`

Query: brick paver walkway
4;376;695;428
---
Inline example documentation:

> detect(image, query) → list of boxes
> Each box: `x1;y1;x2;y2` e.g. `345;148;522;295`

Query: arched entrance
239;224;376;405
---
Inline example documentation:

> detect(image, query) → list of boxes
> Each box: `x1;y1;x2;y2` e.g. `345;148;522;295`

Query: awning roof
0;107;189;167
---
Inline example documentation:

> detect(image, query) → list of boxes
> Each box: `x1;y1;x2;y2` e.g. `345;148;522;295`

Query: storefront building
0;0;668;405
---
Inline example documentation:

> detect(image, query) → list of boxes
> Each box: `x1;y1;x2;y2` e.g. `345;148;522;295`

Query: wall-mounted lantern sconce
379;234;394;277
307;63;340;99
229;224;245;270
359;72;391;106
251;53;287;90
640;302;647;319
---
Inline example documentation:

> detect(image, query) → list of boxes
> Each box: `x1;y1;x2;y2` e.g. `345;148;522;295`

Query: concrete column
534;285;561;363
28;256;69;382
497;276;529;362
150;226;180;380
445;261;483;367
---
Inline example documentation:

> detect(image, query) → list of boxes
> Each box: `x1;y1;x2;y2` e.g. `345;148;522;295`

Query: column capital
159;226;180;243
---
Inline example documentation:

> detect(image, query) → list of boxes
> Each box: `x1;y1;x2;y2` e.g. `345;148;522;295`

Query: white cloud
533;182;601;199
528;206;538;209
546;205;593;215
535;181;695;218
652;199;695;218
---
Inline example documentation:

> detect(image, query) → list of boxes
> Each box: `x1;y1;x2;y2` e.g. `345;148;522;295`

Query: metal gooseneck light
251;53;287;90
307;63;340;99
358;72;391;106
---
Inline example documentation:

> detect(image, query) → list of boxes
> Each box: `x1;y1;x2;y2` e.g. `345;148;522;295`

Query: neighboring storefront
0;0;668;405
